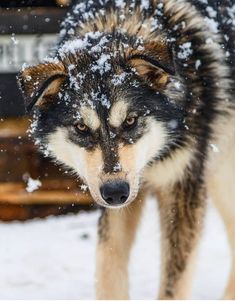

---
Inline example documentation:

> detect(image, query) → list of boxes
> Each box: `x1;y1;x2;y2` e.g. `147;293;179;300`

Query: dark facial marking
98;113;120;174
98;209;109;243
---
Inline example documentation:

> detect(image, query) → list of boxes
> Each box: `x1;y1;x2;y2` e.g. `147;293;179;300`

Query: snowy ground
0;198;231;300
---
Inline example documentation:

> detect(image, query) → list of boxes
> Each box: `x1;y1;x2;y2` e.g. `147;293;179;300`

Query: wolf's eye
124;116;138;129
75;122;89;134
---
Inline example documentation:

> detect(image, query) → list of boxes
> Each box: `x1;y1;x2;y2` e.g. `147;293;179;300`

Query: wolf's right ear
18;62;67;112
126;40;176;91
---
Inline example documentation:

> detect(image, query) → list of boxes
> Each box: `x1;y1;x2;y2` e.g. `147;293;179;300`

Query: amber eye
124;116;138;128
75;122;89;133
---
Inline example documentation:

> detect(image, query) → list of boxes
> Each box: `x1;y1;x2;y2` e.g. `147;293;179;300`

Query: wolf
18;0;235;299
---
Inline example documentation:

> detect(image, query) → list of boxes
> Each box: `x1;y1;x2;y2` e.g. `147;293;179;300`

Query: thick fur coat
18;0;235;299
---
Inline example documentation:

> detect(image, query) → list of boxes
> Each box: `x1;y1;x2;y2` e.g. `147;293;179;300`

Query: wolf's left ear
18;62;67;112
127;41;175;90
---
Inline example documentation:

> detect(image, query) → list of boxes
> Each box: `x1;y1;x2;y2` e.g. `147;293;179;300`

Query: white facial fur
47;117;167;208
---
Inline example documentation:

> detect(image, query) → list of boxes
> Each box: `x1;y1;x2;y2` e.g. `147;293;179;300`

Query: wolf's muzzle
100;181;130;206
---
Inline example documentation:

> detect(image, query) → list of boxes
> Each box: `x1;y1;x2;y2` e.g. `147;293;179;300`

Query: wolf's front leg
96;196;145;300
157;182;205;300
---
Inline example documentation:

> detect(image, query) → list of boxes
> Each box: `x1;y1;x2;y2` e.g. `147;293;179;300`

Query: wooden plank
0;203;93;222
0;182;92;205
0;118;30;138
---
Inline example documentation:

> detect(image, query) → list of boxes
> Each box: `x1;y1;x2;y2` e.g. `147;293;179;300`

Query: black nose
100;181;130;205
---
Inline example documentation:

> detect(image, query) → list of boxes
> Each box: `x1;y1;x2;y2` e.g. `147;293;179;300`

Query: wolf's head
18;32;186;208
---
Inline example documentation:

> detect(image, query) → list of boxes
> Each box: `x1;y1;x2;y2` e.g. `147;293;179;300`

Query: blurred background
0;1;231;299
0;0;94;222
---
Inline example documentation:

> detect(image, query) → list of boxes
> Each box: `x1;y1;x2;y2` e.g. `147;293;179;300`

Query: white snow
91;54;111;75
140;0;150;10
173;81;181;90
205;17;219;33
100;94;111;109
80;184;88;192
113;162;122;172
111;72;128;86
115;0;125;9
210;143;220;153
0;198;230;299
206;6;217;19
168;119;178;130
177;42;193;60
25;177;42;193
59;32;103;58
11;35;19;45
195;59;202;70
227;5;235;27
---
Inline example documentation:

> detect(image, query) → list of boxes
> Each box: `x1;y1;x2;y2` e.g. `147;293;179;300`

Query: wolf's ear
18;62;67;112
127;41;175;90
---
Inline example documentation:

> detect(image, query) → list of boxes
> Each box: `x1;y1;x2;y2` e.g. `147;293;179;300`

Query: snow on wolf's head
18;32;185;208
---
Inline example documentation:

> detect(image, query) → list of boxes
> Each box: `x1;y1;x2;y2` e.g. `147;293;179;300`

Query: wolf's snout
100;181;130;206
